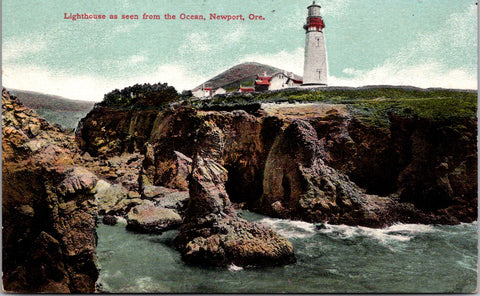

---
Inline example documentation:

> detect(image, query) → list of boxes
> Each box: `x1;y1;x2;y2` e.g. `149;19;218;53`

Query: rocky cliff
6;84;475;290
2;89;99;293
77;89;477;227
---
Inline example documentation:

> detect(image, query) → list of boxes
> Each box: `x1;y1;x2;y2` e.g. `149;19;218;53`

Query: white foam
260;216;444;251
116;216;127;224
258;217;316;239
384;223;436;234
317;222;440;251
228;264;244;272
318;223;436;240
456;255;478;272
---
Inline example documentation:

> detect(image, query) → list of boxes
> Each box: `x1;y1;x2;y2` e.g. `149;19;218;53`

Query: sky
2;0;478;101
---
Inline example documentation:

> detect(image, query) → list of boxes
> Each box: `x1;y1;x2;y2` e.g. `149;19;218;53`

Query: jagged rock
154;150;192;190
261;119;387;226
77;95;477;226
109;197;144;217
81;153;144;192
142;185;176;199
126;201;182;233
94;180;129;215
102;215;118;225
2;89;99;293
57;167;97;197
154;191;190;213
139;143;156;189
175;156;296;267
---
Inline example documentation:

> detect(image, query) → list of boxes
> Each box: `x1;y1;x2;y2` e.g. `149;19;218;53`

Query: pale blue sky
2;0;477;101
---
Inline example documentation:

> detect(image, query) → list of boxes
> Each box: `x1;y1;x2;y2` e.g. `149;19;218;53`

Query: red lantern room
303;1;325;31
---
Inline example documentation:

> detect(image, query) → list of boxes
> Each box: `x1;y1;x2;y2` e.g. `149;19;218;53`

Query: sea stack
302;1;328;86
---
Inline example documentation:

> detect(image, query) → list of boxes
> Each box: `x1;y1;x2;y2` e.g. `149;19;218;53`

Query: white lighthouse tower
302;1;328;86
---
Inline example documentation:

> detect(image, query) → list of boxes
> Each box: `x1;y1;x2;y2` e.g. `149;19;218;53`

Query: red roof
291;79;303;84
204;87;212;91
257;76;272;81
255;75;272;86
255;80;271;86
239;87;255;92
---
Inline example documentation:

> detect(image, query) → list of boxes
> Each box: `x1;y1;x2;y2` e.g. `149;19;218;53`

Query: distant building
254;75;271;92
214;88;226;95
254;71;303;92
270;72;303;90
239;86;255;93
192;86;214;98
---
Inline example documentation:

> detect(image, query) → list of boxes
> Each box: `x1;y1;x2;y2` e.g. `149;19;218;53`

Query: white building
192;86;214;98
302;1;328;86
254;72;303;92
214;87;226;95
192;86;227;98
270;72;303;90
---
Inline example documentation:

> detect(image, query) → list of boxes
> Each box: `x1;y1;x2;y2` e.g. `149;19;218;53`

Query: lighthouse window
316;38;320;47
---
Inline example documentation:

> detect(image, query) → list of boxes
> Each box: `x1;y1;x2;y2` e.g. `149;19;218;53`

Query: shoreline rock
2;89;99;293
76;101;477;227
175;156;296;267
126;201;182;234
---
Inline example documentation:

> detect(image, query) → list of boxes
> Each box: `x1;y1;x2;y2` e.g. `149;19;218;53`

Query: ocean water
96;211;478;293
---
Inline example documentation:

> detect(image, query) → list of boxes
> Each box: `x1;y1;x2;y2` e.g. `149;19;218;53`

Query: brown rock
102;215;118;225
75;91;477;227
175;156;296;267
153;150;192;190
261;120;374;223
2;89;98;293
126;201;182;233
94;180;129;215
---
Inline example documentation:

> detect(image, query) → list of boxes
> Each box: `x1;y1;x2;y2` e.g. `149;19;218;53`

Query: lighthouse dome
307;1;322;17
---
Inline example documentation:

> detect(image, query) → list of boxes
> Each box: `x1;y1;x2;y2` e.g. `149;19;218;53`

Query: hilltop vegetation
192;86;477;126
98;81;476;128
101;82;178;107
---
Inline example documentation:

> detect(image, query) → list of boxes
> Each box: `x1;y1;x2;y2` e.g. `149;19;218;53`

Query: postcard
2;0;477;293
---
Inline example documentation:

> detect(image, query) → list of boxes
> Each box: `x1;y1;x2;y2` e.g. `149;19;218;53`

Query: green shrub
101;82;179;108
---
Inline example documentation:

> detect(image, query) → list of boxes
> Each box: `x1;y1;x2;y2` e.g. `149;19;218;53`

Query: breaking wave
258;217;317;238
259;217;438;246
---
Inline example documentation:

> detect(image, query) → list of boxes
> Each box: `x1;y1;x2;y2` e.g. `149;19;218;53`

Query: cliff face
77;99;477;227
2;89;99;293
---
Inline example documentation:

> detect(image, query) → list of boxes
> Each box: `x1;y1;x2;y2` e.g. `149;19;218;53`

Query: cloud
126;54;147;65
389;3;476;69
223;27;247;44
143;64;205;91
235;45;476;90
2;36;48;61
2;63;206;101
180;32;212;53
331;4;477;90
330;62;477;89
2;64;112;101
321;0;353;17
238;47;304;75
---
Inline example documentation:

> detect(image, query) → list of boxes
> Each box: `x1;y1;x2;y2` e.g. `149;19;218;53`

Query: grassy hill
193;62;302;92
192;85;477;127
7;89;95;130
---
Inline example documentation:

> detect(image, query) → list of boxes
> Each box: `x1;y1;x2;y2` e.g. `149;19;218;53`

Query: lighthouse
302;1;328;86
